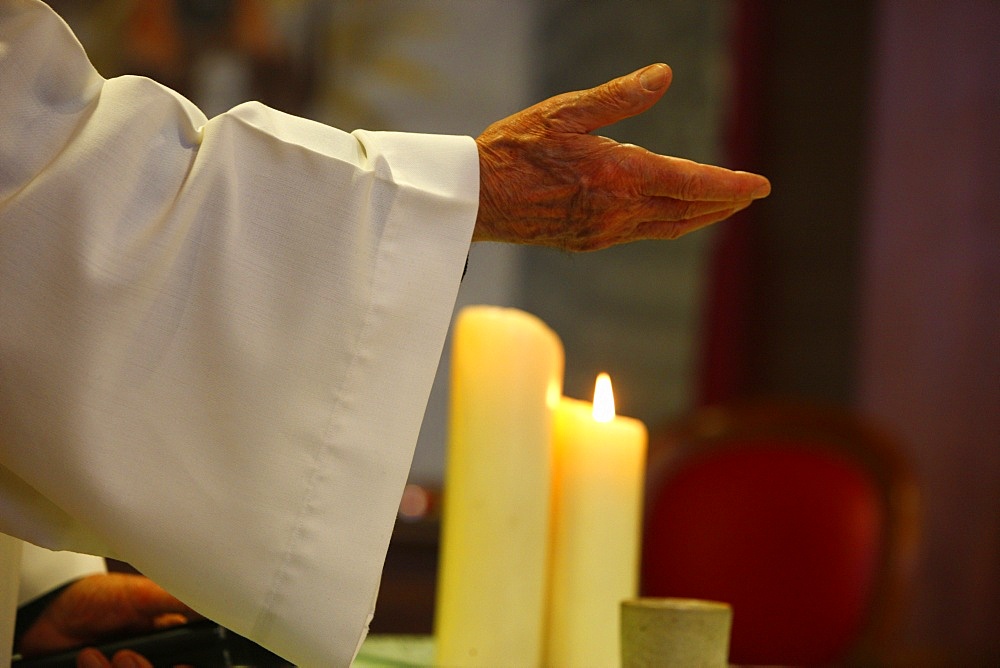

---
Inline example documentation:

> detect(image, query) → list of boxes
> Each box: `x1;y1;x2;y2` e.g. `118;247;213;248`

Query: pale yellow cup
620;597;733;668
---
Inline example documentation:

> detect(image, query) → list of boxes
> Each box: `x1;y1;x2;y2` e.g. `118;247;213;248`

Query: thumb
549;63;672;134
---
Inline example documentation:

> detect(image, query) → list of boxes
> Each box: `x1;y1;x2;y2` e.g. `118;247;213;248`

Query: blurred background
51;0;997;664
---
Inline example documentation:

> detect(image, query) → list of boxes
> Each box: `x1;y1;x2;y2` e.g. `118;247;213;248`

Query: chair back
641;401;919;666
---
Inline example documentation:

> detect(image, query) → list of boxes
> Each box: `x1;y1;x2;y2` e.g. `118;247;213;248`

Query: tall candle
545;373;648;668
0;535;22;667
435;306;564;667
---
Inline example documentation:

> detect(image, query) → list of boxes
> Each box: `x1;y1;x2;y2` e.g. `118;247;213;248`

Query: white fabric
17;543;107;607
0;1;478;665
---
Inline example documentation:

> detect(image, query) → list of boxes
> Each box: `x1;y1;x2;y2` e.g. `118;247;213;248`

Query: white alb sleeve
0;2;478;664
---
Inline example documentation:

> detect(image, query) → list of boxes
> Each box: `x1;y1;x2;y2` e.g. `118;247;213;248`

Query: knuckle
678;199;701;220
664;221;685;240
676;171;704;202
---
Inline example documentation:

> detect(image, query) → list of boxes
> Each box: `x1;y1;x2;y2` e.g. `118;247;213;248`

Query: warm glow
547;379;563;410
592;373;616;423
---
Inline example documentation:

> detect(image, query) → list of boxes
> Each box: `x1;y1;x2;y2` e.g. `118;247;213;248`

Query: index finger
637;152;771;202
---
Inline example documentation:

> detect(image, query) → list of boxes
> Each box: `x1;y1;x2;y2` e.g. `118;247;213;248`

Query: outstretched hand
474;63;770;251
15;572;197;663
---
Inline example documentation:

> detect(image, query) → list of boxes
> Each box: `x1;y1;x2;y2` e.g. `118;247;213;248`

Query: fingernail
639;64;670;91
77;648;105;668
753;182;772;198
113;650;145;668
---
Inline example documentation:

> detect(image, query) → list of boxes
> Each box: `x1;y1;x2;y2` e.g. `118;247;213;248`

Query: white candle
435;306;564;667
545;373;648;668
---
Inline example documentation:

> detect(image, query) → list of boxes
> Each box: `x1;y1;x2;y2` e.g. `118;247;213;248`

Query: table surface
353;635;436;667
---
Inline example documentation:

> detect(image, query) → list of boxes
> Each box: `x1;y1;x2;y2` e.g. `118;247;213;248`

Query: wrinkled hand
474;63;770;251
16;572;197;662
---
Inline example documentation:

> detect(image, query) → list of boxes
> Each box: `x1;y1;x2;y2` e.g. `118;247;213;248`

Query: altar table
354;635;436;667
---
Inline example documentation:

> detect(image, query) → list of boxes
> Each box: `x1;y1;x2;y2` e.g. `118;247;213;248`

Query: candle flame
592;373;615;423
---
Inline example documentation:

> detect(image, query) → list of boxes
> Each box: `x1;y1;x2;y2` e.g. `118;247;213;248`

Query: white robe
0;1;478;664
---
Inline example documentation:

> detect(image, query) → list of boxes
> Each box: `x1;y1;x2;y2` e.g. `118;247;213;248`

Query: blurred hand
16;572;197;660
474;63;770;251
76;647;154;668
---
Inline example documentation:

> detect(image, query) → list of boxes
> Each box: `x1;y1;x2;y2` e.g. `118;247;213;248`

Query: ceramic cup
620;597;733;668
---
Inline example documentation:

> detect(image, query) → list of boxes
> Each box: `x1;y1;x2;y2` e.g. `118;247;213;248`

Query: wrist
473;136;499;242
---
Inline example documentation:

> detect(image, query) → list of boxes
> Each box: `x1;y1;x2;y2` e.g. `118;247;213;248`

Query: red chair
641;401;919;666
